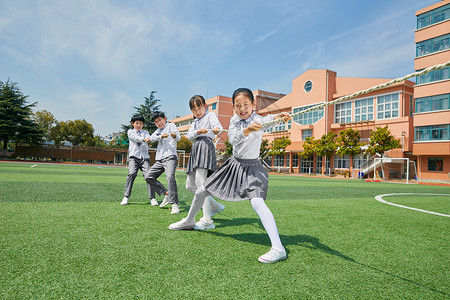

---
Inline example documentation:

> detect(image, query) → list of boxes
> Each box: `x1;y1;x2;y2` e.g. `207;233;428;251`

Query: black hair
151;111;166;121
232;88;254;105
130;114;145;123
189;95;206;110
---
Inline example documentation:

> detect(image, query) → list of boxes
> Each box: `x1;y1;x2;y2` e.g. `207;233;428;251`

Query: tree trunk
3;135;8;150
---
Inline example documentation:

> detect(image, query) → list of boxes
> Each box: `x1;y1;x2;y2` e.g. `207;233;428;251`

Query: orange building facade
171;0;449;182
413;0;450;181
258;70;415;177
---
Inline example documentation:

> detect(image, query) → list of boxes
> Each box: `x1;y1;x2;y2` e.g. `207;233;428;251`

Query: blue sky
0;0;436;137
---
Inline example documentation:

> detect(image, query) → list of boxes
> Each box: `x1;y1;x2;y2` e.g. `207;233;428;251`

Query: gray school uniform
124;129;155;198
186;111;223;175
144;122;181;204
204;113;275;201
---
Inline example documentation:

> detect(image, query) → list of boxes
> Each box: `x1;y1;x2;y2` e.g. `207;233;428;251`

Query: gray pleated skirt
204;156;268;201
186;136;218;175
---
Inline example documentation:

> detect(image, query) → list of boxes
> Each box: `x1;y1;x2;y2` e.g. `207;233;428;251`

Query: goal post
373;157;418;184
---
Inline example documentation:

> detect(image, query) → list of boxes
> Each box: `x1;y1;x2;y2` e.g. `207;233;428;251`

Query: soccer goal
373;157;418;184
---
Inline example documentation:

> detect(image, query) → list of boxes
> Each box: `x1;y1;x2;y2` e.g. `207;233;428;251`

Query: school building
171;0;450;182
413;0;450;181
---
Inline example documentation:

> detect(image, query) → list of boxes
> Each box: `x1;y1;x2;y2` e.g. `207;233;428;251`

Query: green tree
366;126;401;157
268;136;291;156
177;136;192;153
50;119;95;146
120;91;161;143
336;128;364;174
224;139;233;156
316;131;338;159
0;79;43;149
336;128;364;157
33;110;57;141
300;136;317;159
260;139;269;158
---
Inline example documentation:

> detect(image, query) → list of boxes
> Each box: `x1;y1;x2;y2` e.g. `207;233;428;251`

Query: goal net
373;158;418;184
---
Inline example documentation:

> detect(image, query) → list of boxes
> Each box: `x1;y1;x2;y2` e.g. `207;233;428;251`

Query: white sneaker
150;198;158;206
171;204;180;214
120;197;129;205
159;195;170;208
211;203;225;217
193;218;215;230
168;218;195;230
258;247;287;263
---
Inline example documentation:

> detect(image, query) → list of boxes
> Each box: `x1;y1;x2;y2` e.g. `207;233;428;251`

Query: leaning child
169;88;290;263
144;111;181;214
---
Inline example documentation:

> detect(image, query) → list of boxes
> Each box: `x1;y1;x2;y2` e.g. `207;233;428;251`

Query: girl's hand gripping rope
275;112;291;123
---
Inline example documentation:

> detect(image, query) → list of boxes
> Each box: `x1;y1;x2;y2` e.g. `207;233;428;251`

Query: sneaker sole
193;224;215;230
258;255;287;263
168;225;194;230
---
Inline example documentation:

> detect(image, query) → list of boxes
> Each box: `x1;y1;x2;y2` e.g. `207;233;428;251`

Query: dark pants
144;155;178;204
124;157;155;198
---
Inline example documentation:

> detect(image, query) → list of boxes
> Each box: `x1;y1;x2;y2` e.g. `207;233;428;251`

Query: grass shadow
203;220;448;296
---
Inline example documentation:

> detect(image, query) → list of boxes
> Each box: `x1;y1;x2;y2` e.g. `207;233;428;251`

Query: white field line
374;193;450;217
30;164;37;168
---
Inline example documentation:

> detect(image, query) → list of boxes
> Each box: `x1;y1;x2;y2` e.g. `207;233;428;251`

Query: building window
273;155;284;167
293;105;324;125
416;67;450;84
416;33;450;57
334;154;350;169
428;158;443;171
415;124;450;141
302;129;312;140
335;102;352;123
417;3;450;29
315;155;322;174
300;155;313;173
211;103;217;110
377;93;399;120
304;81;313;93
354;98;374;122
292;154;299;168
415;94;450;113
286;154;290;168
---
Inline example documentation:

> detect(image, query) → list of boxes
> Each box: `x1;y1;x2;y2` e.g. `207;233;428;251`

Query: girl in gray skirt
169;88;290;263
186;95;225;230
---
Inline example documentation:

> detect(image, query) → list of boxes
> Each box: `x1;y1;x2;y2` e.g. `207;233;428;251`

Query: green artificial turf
0;162;449;299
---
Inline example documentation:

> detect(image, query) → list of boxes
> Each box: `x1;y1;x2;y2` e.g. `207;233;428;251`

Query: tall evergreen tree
0;79;43;149
119;91;161;145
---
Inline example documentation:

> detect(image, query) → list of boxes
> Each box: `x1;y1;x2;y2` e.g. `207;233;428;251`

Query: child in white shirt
121;114;158;206
144;111;181;214
169;88;290;263
185;95;225;230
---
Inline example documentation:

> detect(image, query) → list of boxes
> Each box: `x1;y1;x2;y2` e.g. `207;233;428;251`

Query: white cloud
0;0;239;77
255;28;279;44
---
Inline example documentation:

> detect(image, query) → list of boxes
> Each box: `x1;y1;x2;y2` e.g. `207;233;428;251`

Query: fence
15;144;128;165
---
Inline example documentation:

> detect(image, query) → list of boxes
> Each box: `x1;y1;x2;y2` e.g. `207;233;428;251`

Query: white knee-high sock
208;197;220;210
202;196;213;221
250;197;284;251
186;185;210;223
